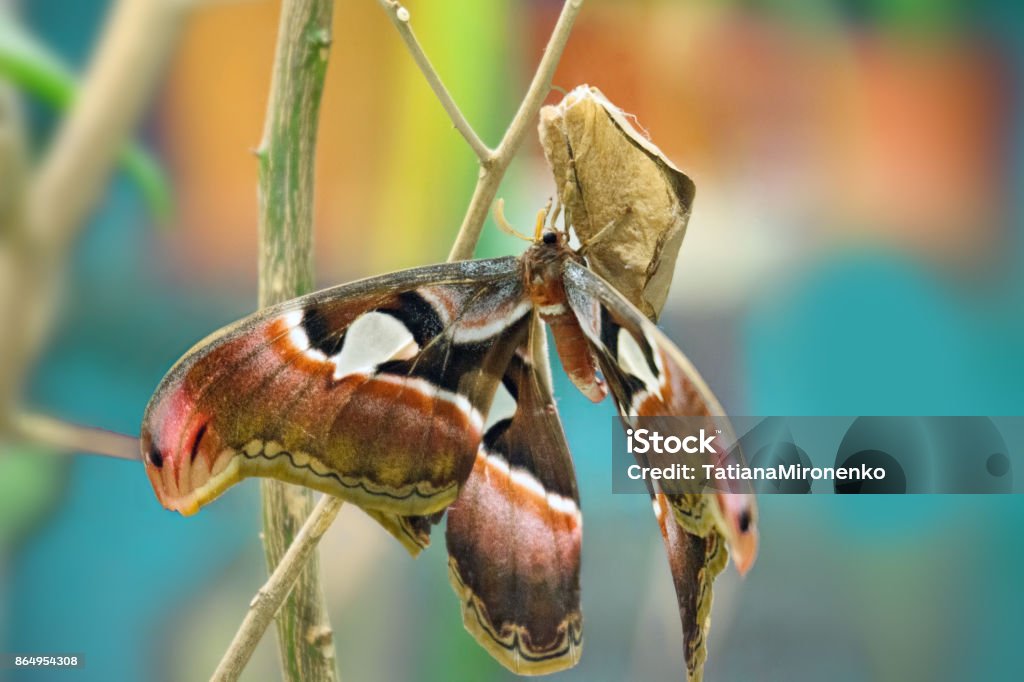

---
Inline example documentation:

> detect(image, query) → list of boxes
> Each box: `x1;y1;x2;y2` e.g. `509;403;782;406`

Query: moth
141;214;758;677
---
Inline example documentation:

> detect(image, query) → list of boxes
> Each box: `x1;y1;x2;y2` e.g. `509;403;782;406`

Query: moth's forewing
560;259;758;680
652;492;728;682
141;257;531;519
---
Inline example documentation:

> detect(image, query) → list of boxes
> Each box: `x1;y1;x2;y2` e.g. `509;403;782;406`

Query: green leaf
0;13;174;221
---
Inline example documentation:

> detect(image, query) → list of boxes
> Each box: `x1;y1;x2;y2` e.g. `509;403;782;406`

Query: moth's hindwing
446;324;584;675
141;257;531;519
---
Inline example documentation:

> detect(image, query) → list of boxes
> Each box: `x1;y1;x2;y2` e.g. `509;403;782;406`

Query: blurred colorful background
2;0;1024;680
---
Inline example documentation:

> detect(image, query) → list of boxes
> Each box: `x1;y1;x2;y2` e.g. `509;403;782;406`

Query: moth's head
494;197;572;254
527;228;570;259
531;198;570;250
141;378;239;516
713;491;758;575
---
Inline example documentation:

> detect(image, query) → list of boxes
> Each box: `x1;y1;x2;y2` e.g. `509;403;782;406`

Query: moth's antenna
548;196;563;231
493;198;533;242
534;200;551;241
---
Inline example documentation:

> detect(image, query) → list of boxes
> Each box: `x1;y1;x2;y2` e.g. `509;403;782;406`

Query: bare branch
375;0;492;162
251;0;338;681
211;495;345;682
7;412;140;461
447;0;584;261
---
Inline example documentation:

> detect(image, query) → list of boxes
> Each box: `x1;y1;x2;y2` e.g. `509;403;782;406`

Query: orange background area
161;2;1007;282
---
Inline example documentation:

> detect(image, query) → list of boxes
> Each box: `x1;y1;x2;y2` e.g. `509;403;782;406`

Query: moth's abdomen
522;240;607;403
543;310;607;403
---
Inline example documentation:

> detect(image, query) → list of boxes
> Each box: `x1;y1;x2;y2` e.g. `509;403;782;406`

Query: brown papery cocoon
539;86;695;322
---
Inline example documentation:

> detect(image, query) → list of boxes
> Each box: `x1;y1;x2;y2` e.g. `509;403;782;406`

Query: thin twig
448;0;584;261
7;412;140;461
375;0;492;162
212;495;345;682
214;0;585;675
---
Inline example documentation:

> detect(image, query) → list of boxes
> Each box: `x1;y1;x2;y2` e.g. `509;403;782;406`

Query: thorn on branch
305;624;334;648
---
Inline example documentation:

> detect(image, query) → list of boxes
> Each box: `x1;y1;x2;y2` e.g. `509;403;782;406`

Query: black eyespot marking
381;292;445;347
190;423;208;462
302;307;347;356
542;231;557;245
738;509;751;533
148;446;164;468
377;340;491;393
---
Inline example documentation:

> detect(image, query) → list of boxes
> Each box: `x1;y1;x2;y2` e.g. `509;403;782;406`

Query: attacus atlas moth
141;208;757;678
